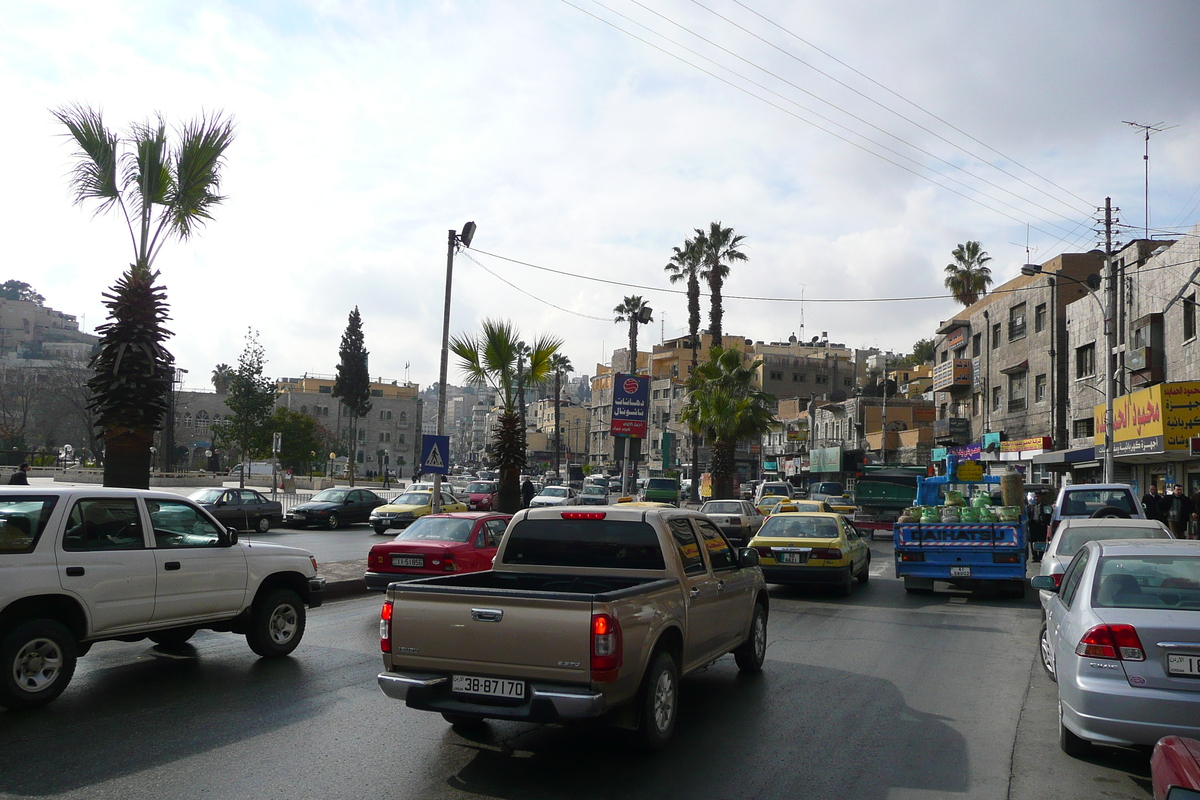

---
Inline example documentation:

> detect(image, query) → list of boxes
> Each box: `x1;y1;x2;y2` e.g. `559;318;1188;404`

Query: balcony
932;359;972;392
1007;398;1027;413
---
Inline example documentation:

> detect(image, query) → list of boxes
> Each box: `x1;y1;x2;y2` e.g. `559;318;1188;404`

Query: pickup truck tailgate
389;586;593;683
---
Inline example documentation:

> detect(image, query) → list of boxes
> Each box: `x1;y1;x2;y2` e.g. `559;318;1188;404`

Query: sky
5;0;1200;393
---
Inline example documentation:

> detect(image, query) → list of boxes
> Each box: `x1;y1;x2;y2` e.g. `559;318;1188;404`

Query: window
844;378;853;387
940;350;948;363
483;519;507;547
693;518;735;570
300;405;308;414
1059;548;1091;608
399;411;407;423
358;429;366;443
769;371;783;381
1185;293;1197;341
318;385;332;394
796;373;806;382
148;500;222;548
1035;303;1047;333
195;410;210;433
1007;372;1027;412
1035;374;1047;403
972;333;982;357
992;386;1001;411
992;323;1001;349
371;389;383;397
1076;343;1096;378
668;518;706;575
972;393;980;417
1073;417;1095;438
1008;303;1026;340
792;373;800;382
953;346;966;359
815;375;829;385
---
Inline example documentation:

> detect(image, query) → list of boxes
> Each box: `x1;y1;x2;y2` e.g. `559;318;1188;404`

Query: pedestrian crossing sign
420;435;450;475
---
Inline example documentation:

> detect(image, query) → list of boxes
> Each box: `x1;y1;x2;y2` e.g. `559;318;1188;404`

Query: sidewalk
318;558;371;600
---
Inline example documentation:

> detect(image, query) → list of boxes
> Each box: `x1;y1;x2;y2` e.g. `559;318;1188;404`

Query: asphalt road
0;541;1155;800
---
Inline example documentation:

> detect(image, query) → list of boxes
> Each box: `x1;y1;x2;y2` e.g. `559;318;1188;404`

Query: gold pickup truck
377;505;769;749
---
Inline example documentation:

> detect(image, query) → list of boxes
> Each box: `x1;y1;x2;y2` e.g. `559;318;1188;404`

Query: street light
1022;263;1114;482
434;221;476;514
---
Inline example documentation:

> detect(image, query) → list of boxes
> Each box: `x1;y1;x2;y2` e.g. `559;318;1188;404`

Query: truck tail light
811;548;843;561
591;613;622;682
898;551;924;562
1075;624;1145;661
992;552;1021;563
380;601;393;653
563;512;606;520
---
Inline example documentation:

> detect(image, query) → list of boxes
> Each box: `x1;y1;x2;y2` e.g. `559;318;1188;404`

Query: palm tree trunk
711;439;736;500
102;427;154;489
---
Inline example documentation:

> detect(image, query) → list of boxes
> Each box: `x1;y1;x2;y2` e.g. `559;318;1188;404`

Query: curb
324;577;372;600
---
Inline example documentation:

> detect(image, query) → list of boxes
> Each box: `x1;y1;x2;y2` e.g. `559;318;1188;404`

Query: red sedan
1152;736;1200;800
365;512;511;591
465;480;499;511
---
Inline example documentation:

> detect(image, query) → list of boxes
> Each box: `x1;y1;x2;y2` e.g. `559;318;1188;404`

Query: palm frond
167;111;234;240
52;104;121;214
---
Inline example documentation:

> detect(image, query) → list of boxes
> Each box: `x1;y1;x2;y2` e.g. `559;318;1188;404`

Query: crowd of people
1140;482;1200;539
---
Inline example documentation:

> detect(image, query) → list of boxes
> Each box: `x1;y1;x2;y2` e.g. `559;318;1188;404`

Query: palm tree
211;363;233;394
451;319;561;512
665;236;705;501
549;353;574;478
613;295;652;374
54;104;234;488
696;221;748;353
944;241;993;307
679;346;776;500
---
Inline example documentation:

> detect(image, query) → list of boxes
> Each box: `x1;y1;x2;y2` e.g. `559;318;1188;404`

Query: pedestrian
1163;484;1194;537
1141;483;1164;523
1188;512;1200;541
7;463;29;485
522;478;535;509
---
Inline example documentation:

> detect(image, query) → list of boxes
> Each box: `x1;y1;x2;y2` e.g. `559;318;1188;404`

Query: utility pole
434;222;476;512
879;355;888;466
1103;198;1117;484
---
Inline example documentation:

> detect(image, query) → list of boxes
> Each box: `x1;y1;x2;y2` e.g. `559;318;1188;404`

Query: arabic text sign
610;373;649;438
1095;381;1200;452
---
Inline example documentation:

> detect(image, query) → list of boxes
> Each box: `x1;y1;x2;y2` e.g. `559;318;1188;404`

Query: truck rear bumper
377;671;606;722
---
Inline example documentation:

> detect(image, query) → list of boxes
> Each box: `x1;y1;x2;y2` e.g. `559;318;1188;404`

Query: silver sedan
1037;518;1173;612
699;500;764;547
1033;539;1200;756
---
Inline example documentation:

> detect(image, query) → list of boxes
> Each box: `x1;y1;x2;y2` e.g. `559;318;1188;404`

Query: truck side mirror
224;527;239;546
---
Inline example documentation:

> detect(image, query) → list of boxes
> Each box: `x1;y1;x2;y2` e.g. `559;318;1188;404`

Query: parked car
528;485;578;507
365;512;511;590
369;490;467;534
807;481;844;502
188;487;283;533
1051;484;1146;537
1152;736;1200;800
608;477;623;493
285;488;386;529
1037;518;1174;611
754;481;794;504
0;487;324;709
579;484;610;506
1032;539;1200;756
699;499;764;547
748;512;871;595
465;481;499;511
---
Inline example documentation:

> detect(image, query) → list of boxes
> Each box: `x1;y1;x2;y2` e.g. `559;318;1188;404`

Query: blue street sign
420;435;450;475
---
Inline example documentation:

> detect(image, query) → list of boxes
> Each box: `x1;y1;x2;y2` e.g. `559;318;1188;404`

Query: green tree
911;338;936;365
266;407;326;473
613;295;652;374
451;319;560;512
220;330;276;488
679;346;776;500
54;104;234;488
549;353;574;477
0;281;45;305
331;307;372;487
696;222;748;353
943;241;993;307
211;363;233;394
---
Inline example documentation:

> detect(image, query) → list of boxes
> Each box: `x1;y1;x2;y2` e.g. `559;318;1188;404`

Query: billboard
610;373;650;438
1094;381;1200;456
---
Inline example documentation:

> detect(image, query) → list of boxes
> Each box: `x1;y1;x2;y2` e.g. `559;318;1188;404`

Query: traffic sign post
421;435;450;476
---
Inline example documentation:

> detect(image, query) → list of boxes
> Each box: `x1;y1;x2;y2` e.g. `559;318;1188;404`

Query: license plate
780;552;808;565
452;675;525;698
1168;654;1200;676
950;566;972;577
392;555;424;568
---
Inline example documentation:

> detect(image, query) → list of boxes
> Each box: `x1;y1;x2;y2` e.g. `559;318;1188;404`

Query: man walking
7;463;29;485
1141;483;1165;523
1163;484;1194;537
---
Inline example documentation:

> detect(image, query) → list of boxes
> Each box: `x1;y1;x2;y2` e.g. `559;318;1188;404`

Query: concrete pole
1104;198;1116;484
433;229;455;513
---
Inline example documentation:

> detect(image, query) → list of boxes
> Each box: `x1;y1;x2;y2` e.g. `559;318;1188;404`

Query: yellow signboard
1094;381;1200;453
955;461;984;482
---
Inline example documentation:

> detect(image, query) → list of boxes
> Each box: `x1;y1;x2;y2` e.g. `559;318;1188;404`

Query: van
229;462;278;478
754;481;795;503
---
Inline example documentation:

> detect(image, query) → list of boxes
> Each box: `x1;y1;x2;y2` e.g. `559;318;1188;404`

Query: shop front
1094;381;1200;495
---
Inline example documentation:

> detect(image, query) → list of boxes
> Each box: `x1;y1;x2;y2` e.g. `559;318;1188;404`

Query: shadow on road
430;658;970;800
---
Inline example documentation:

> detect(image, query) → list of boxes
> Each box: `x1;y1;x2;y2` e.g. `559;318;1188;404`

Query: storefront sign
1095;381;1200;455
810;446;842;473
610;373;649;438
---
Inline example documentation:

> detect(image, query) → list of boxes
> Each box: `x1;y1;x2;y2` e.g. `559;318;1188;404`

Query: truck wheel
149;627;197;646
733;604;767;671
325;513;340;530
256;516;271;533
0;620;78;710
246;589;306;658
635;650;679;750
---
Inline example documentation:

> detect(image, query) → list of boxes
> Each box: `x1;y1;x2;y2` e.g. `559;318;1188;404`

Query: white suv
0;487;325;710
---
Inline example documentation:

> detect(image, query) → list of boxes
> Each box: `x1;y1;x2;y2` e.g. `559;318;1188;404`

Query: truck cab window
694;518;735;570
667;518;705;575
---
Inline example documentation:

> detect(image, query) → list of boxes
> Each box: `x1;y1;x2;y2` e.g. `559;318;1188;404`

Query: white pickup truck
377;505;769;749
0;486;326;709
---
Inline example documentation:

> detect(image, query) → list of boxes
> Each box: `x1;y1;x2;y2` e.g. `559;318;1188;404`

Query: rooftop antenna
1010;223;1038;265
798;284;806;337
1123;120;1177;239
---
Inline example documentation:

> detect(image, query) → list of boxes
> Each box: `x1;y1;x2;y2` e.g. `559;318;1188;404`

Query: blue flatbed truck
894;455;1028;598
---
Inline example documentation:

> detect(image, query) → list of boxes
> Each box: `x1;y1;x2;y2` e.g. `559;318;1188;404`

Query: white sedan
528;485;578;507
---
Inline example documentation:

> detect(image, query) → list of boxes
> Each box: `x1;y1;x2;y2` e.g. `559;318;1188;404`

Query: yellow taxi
825;495;858;517
755;495;791;515
369;489;467;535
748;512;871;595
773;499;834;515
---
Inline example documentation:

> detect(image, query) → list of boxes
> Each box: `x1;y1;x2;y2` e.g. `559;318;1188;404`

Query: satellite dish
811;336;819;343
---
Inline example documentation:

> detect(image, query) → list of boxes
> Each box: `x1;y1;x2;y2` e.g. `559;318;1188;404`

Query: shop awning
1031;447;1095;468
